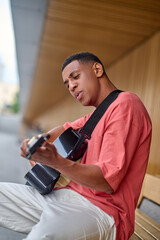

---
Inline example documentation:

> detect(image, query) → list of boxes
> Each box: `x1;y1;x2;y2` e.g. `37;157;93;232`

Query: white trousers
0;182;116;240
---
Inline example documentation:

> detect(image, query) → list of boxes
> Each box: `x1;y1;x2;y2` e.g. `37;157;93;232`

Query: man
0;52;152;240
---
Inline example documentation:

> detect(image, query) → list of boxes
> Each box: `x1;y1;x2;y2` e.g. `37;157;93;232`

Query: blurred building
10;0;160;175
0;81;19;113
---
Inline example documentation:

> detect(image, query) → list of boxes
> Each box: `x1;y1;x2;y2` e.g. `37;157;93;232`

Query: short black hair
61;52;104;72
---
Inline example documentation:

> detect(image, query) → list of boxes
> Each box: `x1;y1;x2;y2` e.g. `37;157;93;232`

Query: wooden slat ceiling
24;0;160;123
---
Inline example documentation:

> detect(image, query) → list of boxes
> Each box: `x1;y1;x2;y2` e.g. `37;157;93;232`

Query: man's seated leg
0;182;44;233
23;189;116;240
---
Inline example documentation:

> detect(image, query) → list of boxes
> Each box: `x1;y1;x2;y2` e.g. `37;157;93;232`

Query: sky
0;0;19;85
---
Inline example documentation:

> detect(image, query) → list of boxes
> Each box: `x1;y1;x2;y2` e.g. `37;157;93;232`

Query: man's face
62;60;100;107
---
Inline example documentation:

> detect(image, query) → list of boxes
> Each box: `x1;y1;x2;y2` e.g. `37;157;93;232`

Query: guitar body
25;127;87;195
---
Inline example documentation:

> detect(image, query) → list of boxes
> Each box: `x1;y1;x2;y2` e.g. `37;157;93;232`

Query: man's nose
69;81;77;92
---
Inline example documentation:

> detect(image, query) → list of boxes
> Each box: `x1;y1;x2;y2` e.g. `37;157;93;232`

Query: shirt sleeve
95;101;142;192
63;113;92;130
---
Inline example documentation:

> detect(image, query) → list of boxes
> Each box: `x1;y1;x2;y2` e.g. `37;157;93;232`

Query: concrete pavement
0;114;33;240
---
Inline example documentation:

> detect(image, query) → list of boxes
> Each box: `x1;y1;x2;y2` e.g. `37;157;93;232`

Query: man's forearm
53;155;113;193
47;126;65;142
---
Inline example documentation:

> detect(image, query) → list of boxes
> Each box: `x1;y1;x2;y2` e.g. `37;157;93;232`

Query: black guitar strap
79;90;123;139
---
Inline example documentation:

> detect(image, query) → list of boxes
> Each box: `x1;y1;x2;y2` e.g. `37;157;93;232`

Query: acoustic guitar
24;127;87;195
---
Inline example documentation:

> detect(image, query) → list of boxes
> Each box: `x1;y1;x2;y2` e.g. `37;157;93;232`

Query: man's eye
74;74;80;79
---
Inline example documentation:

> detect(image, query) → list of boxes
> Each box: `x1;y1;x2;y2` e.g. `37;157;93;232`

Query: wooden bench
129;174;160;240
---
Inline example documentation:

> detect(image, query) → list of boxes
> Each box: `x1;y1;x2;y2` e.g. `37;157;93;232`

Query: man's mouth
75;91;83;100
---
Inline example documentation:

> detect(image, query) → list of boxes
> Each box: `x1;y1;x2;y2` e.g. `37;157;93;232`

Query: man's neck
95;76;117;107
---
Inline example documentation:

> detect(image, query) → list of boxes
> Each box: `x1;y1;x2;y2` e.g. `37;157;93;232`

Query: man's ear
92;62;104;77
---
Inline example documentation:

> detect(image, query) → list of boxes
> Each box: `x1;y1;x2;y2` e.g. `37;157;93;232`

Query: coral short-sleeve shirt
63;92;152;240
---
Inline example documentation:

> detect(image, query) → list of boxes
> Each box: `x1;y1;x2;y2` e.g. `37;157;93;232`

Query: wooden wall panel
34;94;94;130
107;32;160;175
